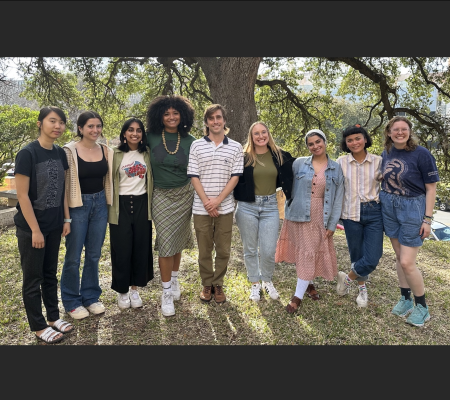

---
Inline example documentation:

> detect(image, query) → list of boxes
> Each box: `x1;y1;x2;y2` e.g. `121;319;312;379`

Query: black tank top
76;146;108;194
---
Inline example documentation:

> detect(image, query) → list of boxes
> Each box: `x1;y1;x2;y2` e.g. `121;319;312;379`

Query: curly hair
340;124;372;153
118;118;148;153
383;116;418;153
146;95;195;138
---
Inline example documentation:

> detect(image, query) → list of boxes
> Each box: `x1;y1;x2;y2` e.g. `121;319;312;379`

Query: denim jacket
285;155;344;231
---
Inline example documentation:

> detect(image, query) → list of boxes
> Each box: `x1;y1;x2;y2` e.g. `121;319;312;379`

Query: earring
140;140;143;144
184;125;187;128
124;139;126;143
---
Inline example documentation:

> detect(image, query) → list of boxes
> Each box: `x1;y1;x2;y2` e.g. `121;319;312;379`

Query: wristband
424;215;433;219
422;220;431;225
64;219;72;223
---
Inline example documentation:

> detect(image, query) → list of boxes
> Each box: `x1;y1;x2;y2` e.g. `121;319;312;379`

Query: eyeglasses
391;128;409;133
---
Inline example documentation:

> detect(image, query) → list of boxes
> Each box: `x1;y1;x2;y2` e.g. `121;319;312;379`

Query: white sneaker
171;279;181;301
336;271;350;296
249;283;261;302
262;281;279;300
161;291;175;317
118;292;131;310
86;302;105;315
356;289;369;307
68;306;89;320
130;289;143;308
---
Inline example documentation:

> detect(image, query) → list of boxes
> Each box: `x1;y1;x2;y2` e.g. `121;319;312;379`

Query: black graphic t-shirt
381;145;439;197
14;140;69;233
147;131;196;189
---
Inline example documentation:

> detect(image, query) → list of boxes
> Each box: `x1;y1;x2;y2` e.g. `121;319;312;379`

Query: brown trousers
193;212;233;287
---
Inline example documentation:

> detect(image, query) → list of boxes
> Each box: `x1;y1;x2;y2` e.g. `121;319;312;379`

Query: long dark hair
146;95;195;137
37;106;67;135
76;110;104;138
118;118;148;153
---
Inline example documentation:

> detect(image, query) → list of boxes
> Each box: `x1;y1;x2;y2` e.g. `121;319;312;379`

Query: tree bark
195;57;262;144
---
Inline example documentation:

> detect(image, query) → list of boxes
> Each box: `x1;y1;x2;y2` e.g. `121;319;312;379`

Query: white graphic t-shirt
118;150;147;195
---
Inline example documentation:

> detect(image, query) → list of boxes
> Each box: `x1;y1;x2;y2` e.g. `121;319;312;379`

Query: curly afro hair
146;95;195;138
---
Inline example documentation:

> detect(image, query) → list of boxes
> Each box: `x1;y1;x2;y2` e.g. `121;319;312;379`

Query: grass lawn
1;196;449;345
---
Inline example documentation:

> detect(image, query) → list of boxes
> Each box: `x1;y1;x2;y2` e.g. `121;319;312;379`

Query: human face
79;118;103;142
37;111;66;142
162;107;180;133
124;122;143;150
388;120;410;149
306;134;326;157
251;124;269;152
345;133;367;156
206;109;226;136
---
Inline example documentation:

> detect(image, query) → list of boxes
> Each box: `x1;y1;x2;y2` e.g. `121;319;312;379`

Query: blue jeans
380;190;425;248
235;193;280;282
341;201;383;281
60;190;108;312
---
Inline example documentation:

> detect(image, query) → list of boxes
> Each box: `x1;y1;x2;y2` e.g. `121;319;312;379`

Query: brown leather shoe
286;296;301;314
212;285;226;304
306;284;320;300
200;286;212;302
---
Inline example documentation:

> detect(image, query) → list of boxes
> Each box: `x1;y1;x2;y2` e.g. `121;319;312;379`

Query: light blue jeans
235;193;280;282
60;190;108;312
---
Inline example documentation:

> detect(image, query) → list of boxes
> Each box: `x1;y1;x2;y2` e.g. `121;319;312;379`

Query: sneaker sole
68;312;89;319
356;301;368;307
406;315;431;327
118;304;131;310
392;308;413;317
161;309;175;317
249;297;260;302
131;303;143;308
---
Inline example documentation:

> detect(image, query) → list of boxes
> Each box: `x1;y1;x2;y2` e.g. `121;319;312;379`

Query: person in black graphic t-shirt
14;106;72;344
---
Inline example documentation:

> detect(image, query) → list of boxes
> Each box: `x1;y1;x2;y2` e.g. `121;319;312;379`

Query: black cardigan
233;147;295;202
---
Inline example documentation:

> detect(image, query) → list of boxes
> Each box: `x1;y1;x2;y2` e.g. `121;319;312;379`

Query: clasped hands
203;197;220;217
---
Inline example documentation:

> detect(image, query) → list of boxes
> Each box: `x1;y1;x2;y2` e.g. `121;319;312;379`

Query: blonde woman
234;121;295;301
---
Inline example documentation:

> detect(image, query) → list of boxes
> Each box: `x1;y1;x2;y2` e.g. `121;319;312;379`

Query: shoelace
265;282;277;294
215;286;223;295
120;294;129;301
163;292;172;304
251;285;260;296
130;291;139;300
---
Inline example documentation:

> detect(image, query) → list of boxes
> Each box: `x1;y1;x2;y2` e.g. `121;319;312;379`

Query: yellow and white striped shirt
337;152;382;221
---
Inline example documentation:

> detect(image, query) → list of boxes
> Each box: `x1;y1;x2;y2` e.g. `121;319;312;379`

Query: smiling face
251;123;269;152
388;120;410;149
206;109;226;136
124;121;143;150
162;107;181;133
37;111;66;142
79;118;103;143
345;133;367;156
306;134;326;157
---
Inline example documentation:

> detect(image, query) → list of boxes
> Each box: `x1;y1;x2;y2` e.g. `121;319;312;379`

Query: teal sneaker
406;304;431;327
391;296;414;317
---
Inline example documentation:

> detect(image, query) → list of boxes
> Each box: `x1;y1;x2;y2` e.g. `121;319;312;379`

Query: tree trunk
195;57;262;144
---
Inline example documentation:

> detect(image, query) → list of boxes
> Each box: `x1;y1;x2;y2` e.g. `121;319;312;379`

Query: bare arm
420;182;437;239
15;173;45;248
62;189;71;237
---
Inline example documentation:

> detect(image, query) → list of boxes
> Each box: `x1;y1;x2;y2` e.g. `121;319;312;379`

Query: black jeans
16;226;62;332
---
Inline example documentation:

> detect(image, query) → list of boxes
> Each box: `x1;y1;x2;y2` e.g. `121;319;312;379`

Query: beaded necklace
162;130;180;155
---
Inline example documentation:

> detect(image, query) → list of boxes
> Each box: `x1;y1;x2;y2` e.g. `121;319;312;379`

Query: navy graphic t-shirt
381;145;439;197
14;140;69;233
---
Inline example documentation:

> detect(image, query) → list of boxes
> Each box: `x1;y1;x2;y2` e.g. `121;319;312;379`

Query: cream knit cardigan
63;140;114;208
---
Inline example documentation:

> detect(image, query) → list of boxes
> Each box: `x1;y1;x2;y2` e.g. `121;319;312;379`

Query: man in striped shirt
187;104;244;304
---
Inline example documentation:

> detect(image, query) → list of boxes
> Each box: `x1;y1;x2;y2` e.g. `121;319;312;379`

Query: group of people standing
13;97;439;344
